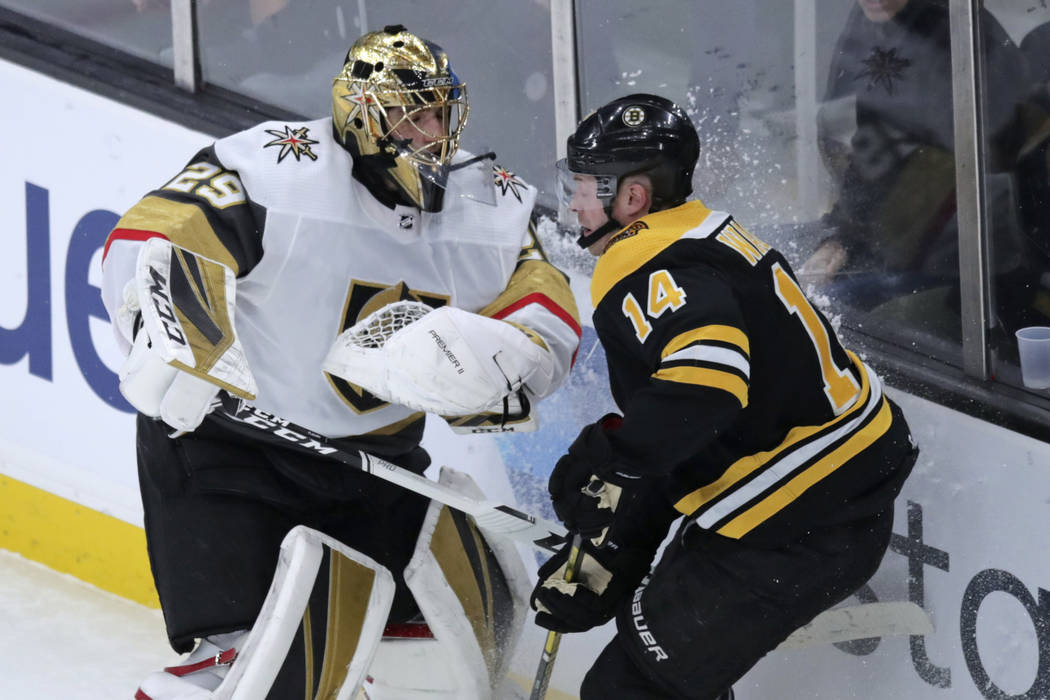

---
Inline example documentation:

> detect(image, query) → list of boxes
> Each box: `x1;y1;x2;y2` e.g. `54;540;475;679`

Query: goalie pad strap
164;648;238;677
383;622;435;639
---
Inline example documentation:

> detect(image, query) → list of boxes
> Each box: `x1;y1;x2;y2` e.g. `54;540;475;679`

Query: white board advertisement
0;58;211;526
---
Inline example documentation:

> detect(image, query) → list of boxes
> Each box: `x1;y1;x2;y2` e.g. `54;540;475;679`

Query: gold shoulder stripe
714;221;773;266
653;366;748;407
591;201;715;307
115;196;240;274
477;259;580;333
716;397;893;538
661;325;750;360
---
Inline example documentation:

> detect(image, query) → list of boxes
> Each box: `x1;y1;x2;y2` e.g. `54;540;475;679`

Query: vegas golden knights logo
326;280;449;413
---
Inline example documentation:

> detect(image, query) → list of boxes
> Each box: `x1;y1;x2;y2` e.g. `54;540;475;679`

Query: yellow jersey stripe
716;397;894;538
661;325;750;360
653;366;749;407
672;352;871;515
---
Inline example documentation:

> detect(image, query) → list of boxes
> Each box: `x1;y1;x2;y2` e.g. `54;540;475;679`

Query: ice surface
0;549;171;698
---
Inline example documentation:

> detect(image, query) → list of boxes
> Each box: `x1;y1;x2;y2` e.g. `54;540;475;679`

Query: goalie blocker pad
135;237;256;399
364;467;532;699
211;526;395;700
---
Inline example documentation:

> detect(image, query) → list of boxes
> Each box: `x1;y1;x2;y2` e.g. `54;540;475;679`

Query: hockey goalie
100;24;579;700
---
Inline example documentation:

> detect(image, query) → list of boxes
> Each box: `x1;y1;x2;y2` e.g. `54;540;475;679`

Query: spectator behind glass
800;0;1030;340
1007;18;1050;344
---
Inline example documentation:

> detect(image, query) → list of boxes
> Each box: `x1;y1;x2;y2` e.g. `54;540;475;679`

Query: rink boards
3;57;1050;700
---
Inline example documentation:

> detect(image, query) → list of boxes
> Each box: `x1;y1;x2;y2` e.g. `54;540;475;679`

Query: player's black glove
548;413;641;538
530;535;653;633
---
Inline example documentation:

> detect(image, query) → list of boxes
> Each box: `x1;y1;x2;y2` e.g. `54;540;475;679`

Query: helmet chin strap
575;204;622;249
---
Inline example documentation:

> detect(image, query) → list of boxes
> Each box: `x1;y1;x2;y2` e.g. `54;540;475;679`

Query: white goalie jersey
101;117;581;441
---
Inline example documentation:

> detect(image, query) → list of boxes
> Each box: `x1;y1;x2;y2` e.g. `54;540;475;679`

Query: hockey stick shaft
529;533;584;700
209;401;934;652
210;398;566;552
777;600;933;649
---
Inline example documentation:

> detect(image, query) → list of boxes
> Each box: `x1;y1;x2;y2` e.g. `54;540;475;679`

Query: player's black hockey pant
135;414;431;653
581;508;895;699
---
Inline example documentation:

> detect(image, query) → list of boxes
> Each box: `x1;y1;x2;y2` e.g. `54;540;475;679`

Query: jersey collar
590;200;720;308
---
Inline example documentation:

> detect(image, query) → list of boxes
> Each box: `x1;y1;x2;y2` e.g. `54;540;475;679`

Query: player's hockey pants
581;506;896;699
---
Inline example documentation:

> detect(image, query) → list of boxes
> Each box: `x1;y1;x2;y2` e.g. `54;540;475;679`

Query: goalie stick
210;395;566;553
205;397;934;652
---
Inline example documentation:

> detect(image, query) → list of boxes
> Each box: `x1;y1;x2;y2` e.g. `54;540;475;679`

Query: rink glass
576;0;1044;379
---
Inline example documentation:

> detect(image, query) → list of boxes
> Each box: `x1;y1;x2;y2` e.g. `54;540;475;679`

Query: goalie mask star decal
264;125;319;162
340;83;386;130
493;165;525;202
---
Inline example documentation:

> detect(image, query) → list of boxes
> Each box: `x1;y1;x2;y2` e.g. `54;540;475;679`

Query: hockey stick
777;600;933;649
209;397;566;553
528;533;584;700
208;399;934;652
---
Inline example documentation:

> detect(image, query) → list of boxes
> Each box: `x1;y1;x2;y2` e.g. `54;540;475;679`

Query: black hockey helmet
557;94;700;248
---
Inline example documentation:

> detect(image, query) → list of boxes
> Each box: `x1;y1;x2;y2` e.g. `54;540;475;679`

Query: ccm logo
146;265;186;345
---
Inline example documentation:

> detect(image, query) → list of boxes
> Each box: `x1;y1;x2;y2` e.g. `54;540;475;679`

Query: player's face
387;106;446;153
570;174;610;236
857;0;908;22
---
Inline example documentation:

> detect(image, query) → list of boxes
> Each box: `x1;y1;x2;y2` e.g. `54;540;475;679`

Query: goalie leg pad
363;466;530;699
209;525;395;700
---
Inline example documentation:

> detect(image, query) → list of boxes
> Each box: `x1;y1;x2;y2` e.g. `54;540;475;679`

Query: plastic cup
1015;326;1050;389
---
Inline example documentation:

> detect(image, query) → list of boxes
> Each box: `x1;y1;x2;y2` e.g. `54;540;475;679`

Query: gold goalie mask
332;24;469;212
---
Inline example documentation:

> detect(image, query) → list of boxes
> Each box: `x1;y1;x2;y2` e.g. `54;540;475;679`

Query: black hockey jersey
591;201;913;544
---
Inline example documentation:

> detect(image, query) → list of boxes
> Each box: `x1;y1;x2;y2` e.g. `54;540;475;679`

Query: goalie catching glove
117;238;256;433
323;301;554;416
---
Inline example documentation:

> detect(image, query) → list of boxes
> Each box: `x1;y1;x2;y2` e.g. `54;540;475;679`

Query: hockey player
101;25;580;699
531;94;918;699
